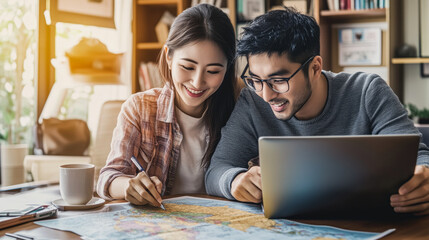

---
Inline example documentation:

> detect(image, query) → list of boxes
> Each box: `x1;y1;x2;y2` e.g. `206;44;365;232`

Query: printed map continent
114;203;278;239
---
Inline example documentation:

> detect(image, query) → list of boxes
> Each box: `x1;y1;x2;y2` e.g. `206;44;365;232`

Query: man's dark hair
237;7;320;70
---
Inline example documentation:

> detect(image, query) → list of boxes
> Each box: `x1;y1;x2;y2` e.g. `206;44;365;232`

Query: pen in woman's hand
130;156;166;210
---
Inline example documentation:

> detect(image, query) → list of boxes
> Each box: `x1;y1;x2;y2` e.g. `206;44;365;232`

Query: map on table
37;196;393;240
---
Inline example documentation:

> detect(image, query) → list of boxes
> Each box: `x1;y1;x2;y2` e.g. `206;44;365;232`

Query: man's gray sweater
205;71;429;199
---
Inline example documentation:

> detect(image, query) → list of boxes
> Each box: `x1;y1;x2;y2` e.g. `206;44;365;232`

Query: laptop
259;134;420;219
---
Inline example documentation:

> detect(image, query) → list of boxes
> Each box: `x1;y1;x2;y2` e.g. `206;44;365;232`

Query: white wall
403;0;429;108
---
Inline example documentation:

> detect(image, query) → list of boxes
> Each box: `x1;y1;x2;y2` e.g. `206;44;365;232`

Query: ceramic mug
60;163;94;205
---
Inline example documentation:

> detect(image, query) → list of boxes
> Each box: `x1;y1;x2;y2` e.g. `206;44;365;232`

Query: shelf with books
392;58;429;64
325;0;388;11
314;0;403;100
320;8;386;18
132;0;186;93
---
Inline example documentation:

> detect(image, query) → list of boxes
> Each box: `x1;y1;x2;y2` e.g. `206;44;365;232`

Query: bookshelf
132;0;236;93
313;0;404;100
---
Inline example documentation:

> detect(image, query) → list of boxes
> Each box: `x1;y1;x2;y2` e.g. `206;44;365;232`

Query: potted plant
0;1;36;186
407;103;429;124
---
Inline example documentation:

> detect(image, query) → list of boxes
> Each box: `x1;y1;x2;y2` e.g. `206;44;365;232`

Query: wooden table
1;184;429;239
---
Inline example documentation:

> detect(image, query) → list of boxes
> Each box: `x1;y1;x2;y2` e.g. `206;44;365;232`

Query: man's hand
231;166;262;203
391;165;429;215
124;172;163;207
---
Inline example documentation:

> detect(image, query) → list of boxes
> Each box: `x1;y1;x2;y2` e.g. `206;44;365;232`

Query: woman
96;4;237;207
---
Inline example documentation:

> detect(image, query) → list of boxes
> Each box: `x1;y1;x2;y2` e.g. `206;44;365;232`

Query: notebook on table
259;134;420;219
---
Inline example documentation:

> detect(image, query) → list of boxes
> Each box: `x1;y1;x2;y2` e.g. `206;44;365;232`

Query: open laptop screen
259;134;419;219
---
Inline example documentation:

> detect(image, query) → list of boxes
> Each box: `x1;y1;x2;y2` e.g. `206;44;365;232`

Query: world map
37;196;392;240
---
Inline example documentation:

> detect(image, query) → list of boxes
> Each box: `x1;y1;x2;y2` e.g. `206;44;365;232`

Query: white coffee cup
60;163;95;205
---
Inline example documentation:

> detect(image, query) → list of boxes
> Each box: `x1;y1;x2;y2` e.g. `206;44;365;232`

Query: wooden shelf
320;8;386;19
392;58;429;64
314;0;403;100
137;42;164;50
137;0;178;5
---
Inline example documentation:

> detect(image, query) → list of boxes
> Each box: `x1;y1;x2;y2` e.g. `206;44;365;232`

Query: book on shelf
138;62;151;91
334;0;340;10
138;62;164;91
340;0;346;10
308;0;314;15
155;11;175;43
155;23;169;44
326;0;336;10
147;62;164;89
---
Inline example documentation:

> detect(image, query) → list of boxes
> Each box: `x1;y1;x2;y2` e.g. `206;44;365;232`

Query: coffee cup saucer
52;197;106;211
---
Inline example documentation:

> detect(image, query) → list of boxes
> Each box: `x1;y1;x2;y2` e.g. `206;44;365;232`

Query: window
0;0;37;144
52;21;129;139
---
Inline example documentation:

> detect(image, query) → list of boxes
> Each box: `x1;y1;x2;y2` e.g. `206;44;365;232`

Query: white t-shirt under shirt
170;107;208;195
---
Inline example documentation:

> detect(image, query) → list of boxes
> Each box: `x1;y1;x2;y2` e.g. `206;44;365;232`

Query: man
205;7;429;215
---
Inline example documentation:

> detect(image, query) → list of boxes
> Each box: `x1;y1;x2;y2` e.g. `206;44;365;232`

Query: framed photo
242;0;265;21
338;28;382;66
421;63;429;78
50;0;115;29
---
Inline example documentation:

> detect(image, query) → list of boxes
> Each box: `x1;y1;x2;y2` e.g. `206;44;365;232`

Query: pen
0;205;45;217
5;232;34;240
24;205;46;215
130;156;166;210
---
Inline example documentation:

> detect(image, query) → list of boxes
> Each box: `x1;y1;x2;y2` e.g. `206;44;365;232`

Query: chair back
92;100;124;180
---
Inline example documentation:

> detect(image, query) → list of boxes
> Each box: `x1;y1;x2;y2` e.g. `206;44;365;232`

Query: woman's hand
124;172;163;207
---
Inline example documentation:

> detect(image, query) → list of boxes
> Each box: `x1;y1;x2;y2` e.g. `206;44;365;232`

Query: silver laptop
259;134;420;219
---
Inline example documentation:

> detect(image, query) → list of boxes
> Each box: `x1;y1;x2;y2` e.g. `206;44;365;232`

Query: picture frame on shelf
421;63;429;78
50;0;115;29
338;28;382;66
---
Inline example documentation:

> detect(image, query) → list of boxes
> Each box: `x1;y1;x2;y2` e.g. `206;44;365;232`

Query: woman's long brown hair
158;4;237;168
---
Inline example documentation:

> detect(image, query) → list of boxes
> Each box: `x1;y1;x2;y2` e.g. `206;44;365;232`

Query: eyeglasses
240;56;315;93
